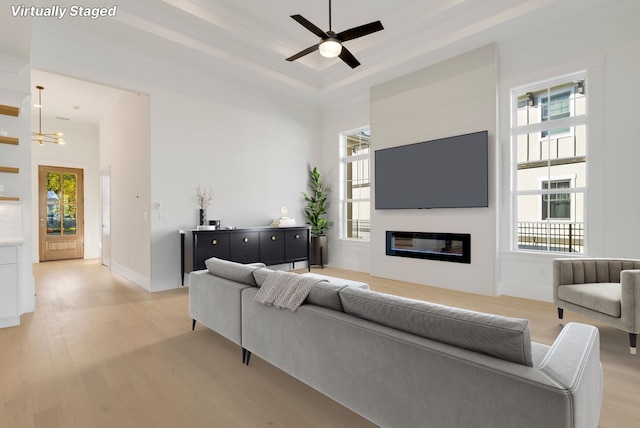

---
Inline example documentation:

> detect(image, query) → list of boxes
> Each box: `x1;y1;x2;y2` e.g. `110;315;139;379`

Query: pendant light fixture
32;85;64;145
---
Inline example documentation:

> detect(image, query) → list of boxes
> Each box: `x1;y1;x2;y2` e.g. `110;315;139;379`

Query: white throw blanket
255;271;326;312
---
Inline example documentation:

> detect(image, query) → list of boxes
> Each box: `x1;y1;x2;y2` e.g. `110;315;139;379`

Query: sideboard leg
242;348;252;365
192;319;196;331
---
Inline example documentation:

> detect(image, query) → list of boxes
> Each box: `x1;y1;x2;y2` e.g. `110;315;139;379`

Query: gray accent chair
553;258;640;354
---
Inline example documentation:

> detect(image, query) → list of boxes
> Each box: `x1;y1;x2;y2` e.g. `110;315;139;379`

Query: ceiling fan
286;0;384;69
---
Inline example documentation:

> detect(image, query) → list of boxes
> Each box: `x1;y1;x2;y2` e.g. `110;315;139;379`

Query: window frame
510;71;588;254
340;127;371;242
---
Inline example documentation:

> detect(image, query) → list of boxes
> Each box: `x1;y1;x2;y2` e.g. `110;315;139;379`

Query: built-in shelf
0;167;19;174
0;105;20;117
0;197;20;202
0;136;19;146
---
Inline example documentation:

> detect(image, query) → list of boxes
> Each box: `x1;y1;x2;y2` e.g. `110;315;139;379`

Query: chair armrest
539;322;602;428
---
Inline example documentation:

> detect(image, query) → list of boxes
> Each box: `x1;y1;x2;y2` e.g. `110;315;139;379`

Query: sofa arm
621;269;640;332
539;322;602;428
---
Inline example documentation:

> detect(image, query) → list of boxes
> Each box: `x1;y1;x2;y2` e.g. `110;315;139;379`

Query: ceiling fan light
319;38;342;58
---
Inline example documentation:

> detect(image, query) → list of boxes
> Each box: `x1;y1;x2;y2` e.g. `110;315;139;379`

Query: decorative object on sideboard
32;86;65;145
195;185;213;225
302;166;332;267
271;206;297;227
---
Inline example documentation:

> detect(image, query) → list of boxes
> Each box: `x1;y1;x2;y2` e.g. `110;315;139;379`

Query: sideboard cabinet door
194;232;230;270
259;230;285;265
230;231;260;263
285;229;308;262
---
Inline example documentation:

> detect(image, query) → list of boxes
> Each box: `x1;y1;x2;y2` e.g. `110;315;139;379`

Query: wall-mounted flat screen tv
375;130;488;209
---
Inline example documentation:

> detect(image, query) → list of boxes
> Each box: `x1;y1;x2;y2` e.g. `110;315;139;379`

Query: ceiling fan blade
291;15;328;39
286;44;320;62
336;21;384;42
339;46;361;69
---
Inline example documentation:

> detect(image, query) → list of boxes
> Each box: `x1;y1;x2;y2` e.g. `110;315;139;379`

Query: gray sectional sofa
189;258;603;428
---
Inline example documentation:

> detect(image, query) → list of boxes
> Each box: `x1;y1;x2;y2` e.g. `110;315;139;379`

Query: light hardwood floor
1;259;638;427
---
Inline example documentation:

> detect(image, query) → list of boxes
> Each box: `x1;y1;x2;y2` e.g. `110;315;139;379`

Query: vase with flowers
196;185;214;225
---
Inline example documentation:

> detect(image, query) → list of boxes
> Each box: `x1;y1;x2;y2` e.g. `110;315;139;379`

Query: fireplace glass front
386;231;471;264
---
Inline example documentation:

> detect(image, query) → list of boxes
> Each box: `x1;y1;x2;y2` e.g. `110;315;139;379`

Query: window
541;179;571;220
512;74;587;253
341;128;370;240
540;91;571;137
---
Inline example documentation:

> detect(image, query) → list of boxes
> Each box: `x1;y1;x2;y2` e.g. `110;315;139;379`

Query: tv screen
374;131;488;209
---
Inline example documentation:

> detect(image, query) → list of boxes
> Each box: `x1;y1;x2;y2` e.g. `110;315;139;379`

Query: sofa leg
192;319;196;331
630;333;637;355
557;308;564;320
242;348;252;365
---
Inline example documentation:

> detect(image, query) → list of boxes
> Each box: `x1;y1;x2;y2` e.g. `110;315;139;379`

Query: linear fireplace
386;231;471;264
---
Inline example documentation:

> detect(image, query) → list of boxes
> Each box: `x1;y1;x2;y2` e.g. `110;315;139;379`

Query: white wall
100;91;151;288
497;2;640;301
369;44;498;296
31;23;320;292
31;117;100;260
325;3;640;303
150;87;319;291
320;91;372;273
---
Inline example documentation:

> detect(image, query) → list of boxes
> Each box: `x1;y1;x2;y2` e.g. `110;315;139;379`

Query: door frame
100;169;111;267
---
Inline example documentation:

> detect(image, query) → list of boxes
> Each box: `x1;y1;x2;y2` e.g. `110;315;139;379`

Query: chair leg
557;308;564;320
192;319;196;331
630;333;637;355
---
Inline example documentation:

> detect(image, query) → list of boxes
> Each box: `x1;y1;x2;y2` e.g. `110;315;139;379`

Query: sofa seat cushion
557;282;621;317
204;257;265;286
339;287;533;366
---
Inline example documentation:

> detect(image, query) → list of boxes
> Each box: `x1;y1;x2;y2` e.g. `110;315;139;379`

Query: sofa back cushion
339;287;533;366
252;269;369;312
205;258;265;286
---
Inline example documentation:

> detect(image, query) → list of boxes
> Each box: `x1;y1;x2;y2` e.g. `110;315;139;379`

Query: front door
39;165;85;261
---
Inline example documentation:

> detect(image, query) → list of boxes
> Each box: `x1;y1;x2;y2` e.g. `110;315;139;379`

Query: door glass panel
46;171;78;236
63;173;77;235
46;172;61;235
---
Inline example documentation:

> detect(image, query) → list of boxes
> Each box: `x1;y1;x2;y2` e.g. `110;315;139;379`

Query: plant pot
310;235;328;268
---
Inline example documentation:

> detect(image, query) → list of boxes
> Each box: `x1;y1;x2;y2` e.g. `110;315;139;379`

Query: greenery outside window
341;128;370;240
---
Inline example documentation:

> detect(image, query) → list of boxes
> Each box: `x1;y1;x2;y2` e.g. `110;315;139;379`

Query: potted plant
301;166;332;267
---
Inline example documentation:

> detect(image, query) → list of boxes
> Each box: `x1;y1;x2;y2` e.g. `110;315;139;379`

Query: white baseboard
0;316;20;329
110;262;151;292
498;281;552;302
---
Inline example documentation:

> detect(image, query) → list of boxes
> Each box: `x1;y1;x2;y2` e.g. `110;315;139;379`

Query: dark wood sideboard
179;226;310;285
